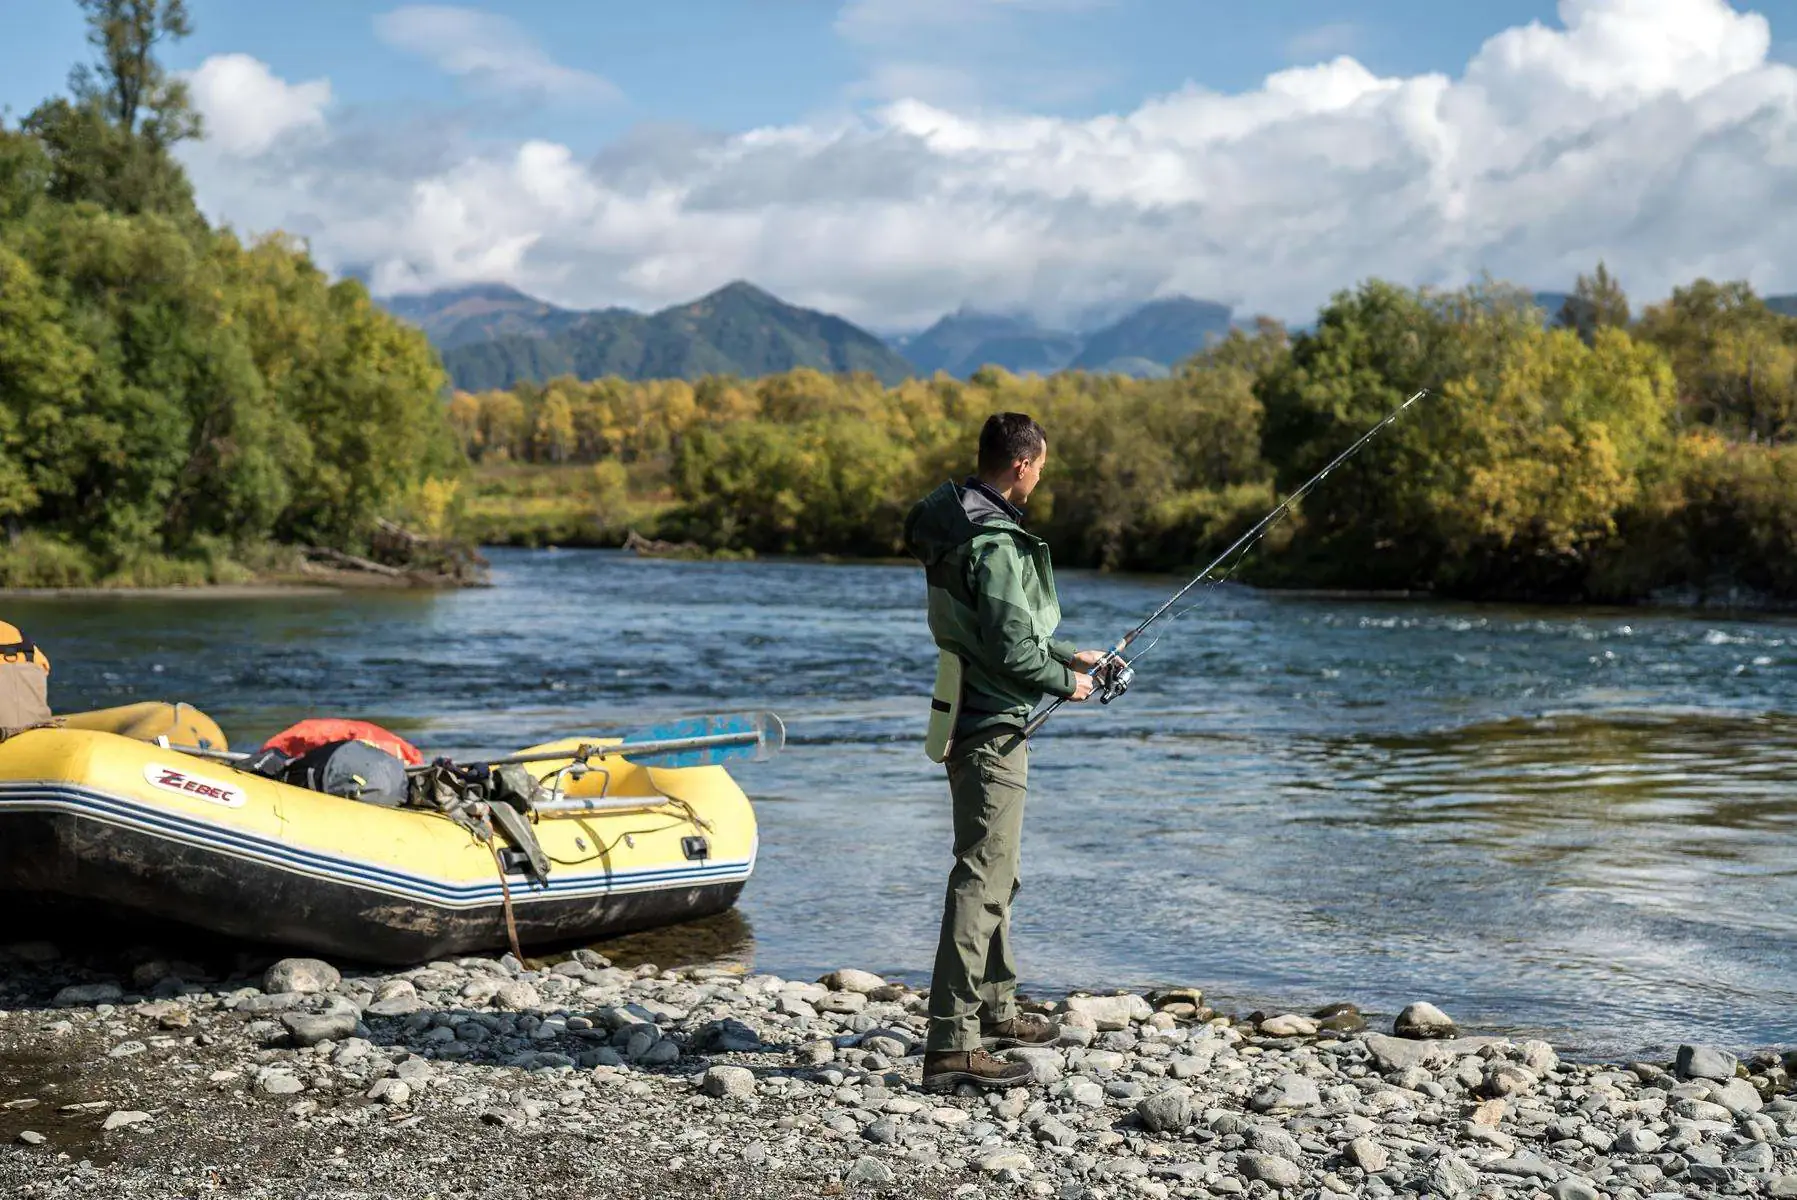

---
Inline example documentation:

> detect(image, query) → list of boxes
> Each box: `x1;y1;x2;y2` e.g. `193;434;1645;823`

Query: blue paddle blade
619;711;785;768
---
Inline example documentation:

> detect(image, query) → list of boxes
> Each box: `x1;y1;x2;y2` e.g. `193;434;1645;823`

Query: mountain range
380;283;588;350
392;281;915;391
377;282;1797;392
895;297;1236;381
379;282;1244;390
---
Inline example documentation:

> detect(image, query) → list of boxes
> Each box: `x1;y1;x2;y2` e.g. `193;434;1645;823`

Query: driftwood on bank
300;522;492;588
623;529;706;558
303;546;406;578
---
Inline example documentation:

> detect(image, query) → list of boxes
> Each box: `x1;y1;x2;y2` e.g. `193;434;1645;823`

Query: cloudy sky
3;0;1794;331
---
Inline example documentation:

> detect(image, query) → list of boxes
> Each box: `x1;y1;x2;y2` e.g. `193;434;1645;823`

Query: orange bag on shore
262;719;423;766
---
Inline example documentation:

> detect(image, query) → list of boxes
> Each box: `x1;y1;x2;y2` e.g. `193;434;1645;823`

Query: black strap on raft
408;760;552;885
0;637;38;661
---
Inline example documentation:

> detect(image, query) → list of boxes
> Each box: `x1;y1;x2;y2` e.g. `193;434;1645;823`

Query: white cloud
180;0;1797;332
185;54;330;157
374;5;621;105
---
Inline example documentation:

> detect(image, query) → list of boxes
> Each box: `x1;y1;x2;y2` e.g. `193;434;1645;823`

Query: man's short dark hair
977;413;1047;475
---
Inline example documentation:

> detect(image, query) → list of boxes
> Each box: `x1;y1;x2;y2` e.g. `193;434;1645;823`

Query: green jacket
903;478;1078;734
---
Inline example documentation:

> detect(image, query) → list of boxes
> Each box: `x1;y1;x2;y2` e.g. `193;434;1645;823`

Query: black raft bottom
0;811;746;966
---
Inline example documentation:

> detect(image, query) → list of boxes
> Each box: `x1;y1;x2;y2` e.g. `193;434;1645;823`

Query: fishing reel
1095;656;1135;705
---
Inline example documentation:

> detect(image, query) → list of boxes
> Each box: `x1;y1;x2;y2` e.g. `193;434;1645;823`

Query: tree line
0;1;460;586
451;270;1797;604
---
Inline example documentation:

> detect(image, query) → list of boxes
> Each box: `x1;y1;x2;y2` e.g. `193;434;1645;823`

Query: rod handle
1022;697;1065;739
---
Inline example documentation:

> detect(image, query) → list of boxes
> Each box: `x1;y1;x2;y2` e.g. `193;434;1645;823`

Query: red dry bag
261;718;423;766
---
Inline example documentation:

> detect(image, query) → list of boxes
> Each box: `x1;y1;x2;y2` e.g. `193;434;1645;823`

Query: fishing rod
1023;388;1430;739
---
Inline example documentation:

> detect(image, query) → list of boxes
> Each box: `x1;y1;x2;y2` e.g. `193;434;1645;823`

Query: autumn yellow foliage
450;276;1797;603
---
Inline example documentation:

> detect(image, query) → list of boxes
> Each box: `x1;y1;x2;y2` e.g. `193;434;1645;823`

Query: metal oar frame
420;728;766;774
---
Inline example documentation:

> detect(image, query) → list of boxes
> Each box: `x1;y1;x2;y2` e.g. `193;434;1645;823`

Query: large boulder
694;1018;763;1054
1482;1064;1539;1098
1237;1154;1302;1190
1063;993;1151;1031
52;982;123;1008
820;968;886;994
1393;1001;1458;1039
1674;1044;1739;1082
1364;1033;1499;1073
1002;1047;1064;1086
489;980;541;1011
282;1010;358;1047
1137;1086;1196;1133
1257;1014;1317;1038
1710;1077;1763;1115
263;958;340;995
701;1065;757;1100
365;979;422;1017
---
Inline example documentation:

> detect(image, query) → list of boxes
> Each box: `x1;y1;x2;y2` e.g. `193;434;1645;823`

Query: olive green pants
926;727;1027;1053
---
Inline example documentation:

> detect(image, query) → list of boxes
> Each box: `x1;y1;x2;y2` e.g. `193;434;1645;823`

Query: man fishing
902;413;1107;1092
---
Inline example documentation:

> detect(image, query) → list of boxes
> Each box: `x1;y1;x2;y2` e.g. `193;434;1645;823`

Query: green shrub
0;531;97;587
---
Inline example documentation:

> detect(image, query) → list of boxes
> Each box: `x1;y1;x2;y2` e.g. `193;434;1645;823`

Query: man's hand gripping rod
1022;388;1429;739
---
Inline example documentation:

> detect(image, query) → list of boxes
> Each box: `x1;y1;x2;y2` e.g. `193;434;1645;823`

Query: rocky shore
0;940;1792;1200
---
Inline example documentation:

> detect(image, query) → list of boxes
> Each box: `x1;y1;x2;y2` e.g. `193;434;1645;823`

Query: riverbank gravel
2;940;1794;1199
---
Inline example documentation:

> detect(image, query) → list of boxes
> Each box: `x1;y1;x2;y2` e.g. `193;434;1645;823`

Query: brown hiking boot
921;1049;1033;1092
981;1013;1060;1048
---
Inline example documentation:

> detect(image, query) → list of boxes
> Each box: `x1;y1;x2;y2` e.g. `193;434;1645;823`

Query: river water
14;548;1797;1059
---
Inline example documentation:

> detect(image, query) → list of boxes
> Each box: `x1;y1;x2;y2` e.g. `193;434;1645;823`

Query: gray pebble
1347;1136;1388;1173
1548;1180;1600;1200
282;1010;358;1047
1427;1152;1480;1197
1237;1153;1302;1189
1248;1073;1320;1113
844;1156;894;1185
700;1065;756;1100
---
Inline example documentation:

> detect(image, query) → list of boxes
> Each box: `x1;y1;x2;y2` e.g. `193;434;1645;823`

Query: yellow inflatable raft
0;704;759;964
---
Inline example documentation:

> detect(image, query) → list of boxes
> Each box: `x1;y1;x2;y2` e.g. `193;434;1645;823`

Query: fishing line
1123;424;1363;668
1121;507;1290;671
1024;388;1429;738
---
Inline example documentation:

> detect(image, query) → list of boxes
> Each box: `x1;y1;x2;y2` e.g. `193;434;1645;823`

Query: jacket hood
903;479;1022;567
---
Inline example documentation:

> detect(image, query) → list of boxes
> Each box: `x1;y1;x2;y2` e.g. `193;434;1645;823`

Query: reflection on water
584;910;757;975
12;548;1797;1058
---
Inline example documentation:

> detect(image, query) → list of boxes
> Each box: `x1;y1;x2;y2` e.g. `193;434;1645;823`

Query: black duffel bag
280;738;409;807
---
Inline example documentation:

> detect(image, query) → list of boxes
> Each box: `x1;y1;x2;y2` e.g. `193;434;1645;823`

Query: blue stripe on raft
0;786;753;905
0;783;754;910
